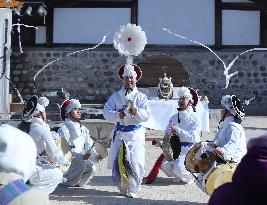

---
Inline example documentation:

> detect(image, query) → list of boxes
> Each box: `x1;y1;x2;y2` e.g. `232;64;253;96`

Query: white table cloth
142;98;209;132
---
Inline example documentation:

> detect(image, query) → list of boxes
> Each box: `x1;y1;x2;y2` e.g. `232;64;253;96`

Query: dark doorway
137;54;190;87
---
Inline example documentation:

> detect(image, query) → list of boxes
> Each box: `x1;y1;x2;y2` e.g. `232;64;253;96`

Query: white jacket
57;119;98;162
213;116;246;163
166;107;201;145
29;117;67;166
103;86;151;126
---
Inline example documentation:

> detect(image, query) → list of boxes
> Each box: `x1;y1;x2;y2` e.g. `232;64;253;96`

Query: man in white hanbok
58;99;102;187
104;63;151;198
195;95;247;194
212;95;247;163
161;87;201;184
21;96;69;194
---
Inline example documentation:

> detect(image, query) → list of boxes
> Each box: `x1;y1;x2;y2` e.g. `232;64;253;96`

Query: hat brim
118;64;142;81
188;87;198;107
231;95;245;119
22;95;38;119
60;100;71;121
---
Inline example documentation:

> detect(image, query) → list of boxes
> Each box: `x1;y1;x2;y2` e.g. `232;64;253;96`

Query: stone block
15;64;23;69
53;52;61;58
13;69;21;75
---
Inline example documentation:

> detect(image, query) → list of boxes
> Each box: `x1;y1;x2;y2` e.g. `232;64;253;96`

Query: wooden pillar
46;0;54;47
215;0;222;50
131;0;138;25
260;9;267;46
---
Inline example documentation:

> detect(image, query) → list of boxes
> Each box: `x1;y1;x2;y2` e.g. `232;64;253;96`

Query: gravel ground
50;116;267;205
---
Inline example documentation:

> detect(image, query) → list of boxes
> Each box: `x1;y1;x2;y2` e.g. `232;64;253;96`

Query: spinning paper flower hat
114;24;147;81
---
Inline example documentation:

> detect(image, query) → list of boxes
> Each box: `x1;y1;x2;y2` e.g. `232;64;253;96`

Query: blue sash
181;142;194;147
0;180;31;205
113;123;142;141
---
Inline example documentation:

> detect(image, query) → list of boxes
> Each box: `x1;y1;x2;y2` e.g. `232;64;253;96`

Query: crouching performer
161;87;201;184
144;87;201;184
184;95;247;195
58;99;102;187
20;96;69;194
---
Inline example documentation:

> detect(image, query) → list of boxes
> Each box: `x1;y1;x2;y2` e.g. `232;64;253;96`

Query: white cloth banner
142;98;209;132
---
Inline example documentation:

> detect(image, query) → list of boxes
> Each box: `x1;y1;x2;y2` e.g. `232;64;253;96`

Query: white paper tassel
244;96;255;106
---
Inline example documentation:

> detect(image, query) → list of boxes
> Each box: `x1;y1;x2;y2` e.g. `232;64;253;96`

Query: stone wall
10;46;267;115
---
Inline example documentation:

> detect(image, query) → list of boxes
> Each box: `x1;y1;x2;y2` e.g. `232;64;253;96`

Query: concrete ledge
49;119;115;143
81;119;114;142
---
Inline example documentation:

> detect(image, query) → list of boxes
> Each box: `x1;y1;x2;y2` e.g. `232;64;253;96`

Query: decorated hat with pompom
113;23;147;81
22;95;49;119
118;64;142;81
177;86;198;107
221;95;245;119
60;99;81;121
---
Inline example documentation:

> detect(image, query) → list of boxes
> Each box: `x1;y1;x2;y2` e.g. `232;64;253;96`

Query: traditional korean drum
94;141;108;159
161;133;181;161
185;141;217;174
205;163;237;195
55;138;72;173
185;141;237;195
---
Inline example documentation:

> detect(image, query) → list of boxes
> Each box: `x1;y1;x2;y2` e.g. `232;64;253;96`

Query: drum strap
181;142;194;147
0;180;31;205
113;123;142;141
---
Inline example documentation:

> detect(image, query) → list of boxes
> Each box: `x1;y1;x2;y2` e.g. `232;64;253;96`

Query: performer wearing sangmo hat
211;95;247;163
160;86;201;184
104;24;150;198
58;99;102;187
104;62;151;198
19;96;69;194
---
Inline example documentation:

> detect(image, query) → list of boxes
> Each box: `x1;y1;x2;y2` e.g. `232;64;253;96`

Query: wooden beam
260;10;267;46
222;2;260;11
215;0;222;49
242;0;267;10
46;0;53;46
51;0;131;8
131;0;138;24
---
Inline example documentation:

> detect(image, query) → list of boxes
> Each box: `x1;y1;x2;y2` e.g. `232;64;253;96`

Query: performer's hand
96;155;103;161
50;131;60;140
128;107;137;116
83;153;90;160
170;124;178;133
214;147;224;156
119;112;126;119
62;157;70;166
